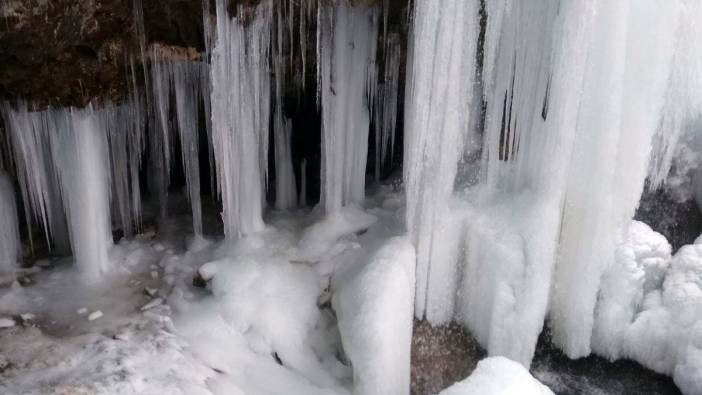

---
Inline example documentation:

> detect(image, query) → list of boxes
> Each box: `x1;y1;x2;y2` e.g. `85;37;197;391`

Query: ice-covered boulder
332;237;416;395
593;221;702;394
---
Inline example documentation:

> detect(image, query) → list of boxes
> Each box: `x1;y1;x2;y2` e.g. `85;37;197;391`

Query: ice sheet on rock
439;357;553;395
210;0;272;238
332;237;415;395
318;2;378;213
0;172;20;272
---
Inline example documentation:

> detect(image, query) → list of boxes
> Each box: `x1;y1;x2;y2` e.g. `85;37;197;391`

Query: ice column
403;0;479;322
551;0;680;357
51;108;114;282
318;2;379;213
373;34;401;181
0;172;20;272
210;0;272;238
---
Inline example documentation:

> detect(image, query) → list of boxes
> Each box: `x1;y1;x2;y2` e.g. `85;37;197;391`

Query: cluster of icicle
404;0;702;367
0;0;402;281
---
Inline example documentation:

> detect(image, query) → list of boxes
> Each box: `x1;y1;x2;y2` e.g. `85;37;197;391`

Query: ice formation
210;0;272;238
318;2;378;213
372;34;401;181
0;172;20;272
3;104;120;281
439;357;553;395
333;237;415;395
592;222;702;394
405;0;694;367
50;107;114;282
273;2;298;211
403;0;479;323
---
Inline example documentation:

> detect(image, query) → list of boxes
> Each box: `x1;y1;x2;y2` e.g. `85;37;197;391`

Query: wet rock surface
411;320;484;395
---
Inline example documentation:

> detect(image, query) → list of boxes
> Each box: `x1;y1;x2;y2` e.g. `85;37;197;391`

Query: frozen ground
0;186;414;395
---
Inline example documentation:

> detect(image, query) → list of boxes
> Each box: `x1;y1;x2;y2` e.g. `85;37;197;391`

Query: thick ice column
51;108;114;282
0;172;20;272
318;2;379;213
551;0;680;357
210;0;271;238
403;0;479;323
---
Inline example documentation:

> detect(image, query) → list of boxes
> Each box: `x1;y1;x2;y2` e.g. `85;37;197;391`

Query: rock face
0;0;204;108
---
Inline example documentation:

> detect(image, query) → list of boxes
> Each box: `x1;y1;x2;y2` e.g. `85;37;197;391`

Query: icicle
373;34;401;180
210;0;272;238
274;111;297;210
51;107;114;282
1;102;70;253
149;59;173;220
404;0;480;324
300;159;307;207
0;172;20;272
172;61;205;235
300;0;307;92
318;2;379;213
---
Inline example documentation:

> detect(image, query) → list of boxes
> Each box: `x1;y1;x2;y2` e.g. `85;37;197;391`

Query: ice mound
333;237;415;394
439;356;553;395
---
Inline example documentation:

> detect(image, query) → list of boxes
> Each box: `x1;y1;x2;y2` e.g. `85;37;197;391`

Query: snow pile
332;237;415;395
439;357;553;395
185;254;344;393
0;172;20;273
593;222;702;394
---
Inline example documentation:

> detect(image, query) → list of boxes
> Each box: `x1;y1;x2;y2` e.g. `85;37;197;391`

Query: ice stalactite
273;2;298;211
210;0;272;238
403;0;479;323
300;159;308;207
105;96;146;237
2;101;148;282
172;62;205;236
147;57;208;235
647;1;702;194
1;103;70;254
50;108;114;282
373;34;401;181
318;1;379;213
150;58;174;221
0;172;20;272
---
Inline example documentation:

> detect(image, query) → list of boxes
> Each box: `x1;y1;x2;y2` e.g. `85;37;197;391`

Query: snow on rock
439;357;553;395
593;223;702;394
332;237;415;395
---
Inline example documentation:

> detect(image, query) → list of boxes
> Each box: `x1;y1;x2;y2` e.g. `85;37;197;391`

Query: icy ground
0;186;417;394
0;186;691;395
